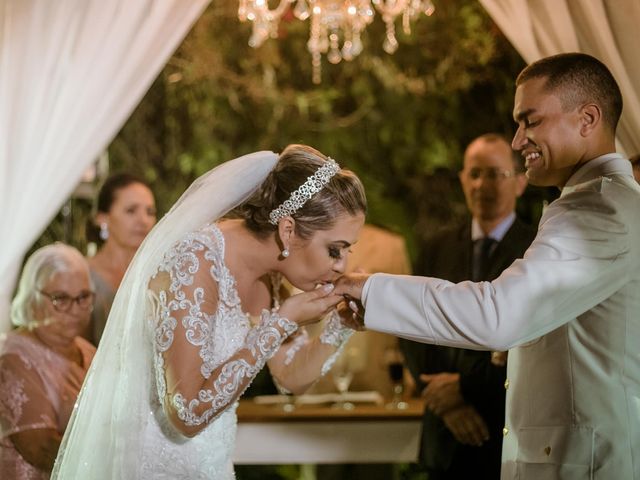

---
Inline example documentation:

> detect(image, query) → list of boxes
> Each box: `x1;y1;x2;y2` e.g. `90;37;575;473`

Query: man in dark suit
401;133;536;479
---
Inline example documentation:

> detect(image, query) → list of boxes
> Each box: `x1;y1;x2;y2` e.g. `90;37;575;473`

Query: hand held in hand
279;283;342;327
333;273;370;299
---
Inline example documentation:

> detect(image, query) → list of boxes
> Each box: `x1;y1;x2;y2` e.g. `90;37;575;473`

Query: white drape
0;0;210;332
479;0;640;157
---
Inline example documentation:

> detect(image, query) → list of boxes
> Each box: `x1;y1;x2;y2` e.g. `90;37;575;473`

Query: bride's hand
278;284;343;327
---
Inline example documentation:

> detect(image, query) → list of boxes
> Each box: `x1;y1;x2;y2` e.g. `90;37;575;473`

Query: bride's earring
281;248;290;258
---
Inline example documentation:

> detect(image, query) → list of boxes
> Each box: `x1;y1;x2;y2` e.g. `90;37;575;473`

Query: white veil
52;151;279;479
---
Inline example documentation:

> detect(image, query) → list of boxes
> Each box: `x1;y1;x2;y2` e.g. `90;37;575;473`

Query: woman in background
0;243;96;479
86;173;156;344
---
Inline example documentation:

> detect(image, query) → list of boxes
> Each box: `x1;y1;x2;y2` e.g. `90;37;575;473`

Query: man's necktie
473;237;497;281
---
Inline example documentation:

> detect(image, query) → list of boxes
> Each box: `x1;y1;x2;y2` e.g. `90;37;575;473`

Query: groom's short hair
516;52;622;134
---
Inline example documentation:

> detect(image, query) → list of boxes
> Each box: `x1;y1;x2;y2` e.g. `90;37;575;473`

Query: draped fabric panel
479;0;640;157
0;0;210;332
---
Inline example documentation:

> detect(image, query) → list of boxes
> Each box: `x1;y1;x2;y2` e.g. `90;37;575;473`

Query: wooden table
233;398;425;464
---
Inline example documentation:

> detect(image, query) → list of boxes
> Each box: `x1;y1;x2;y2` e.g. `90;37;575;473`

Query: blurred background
29;0;554;262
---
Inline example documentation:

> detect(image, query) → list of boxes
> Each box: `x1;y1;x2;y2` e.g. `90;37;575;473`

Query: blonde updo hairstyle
238;144;367;240
11;243;92;328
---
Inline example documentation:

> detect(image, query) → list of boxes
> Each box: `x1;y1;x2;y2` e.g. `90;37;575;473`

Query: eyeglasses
465;167;516;181
38;290;95;312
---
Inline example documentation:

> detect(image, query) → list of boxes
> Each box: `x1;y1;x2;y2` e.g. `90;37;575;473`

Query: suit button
503;427;509;436
504;379;509;389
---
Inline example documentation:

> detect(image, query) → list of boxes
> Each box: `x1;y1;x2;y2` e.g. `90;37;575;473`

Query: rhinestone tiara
268;158;340;225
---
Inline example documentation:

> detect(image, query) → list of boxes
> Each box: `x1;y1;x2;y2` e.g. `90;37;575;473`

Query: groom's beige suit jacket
362;155;640;479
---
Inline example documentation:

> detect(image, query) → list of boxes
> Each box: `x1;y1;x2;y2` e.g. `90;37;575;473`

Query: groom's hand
333;273;370;300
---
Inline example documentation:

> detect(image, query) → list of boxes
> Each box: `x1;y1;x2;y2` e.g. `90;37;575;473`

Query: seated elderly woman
0;243;96;479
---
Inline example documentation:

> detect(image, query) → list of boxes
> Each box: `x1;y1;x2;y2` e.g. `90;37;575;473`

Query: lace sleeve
318;309;355;376
170;310;297;429
266;309;355;393
278;310;355;371
149;230;298;435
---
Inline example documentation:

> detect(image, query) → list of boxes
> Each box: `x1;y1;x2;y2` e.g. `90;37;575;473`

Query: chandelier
238;0;435;83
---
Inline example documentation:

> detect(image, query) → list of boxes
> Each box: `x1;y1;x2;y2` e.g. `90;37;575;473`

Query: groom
336;53;640;480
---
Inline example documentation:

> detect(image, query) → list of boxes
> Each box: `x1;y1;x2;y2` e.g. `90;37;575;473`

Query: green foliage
34;0;542;262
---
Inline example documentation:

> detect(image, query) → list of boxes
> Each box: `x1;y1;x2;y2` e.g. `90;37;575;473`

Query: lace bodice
141;223;297;478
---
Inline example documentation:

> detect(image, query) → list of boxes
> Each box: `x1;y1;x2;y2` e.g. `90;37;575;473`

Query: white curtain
0;0;211;332
479;0;640;157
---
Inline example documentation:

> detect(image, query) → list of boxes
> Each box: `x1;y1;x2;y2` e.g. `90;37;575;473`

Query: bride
52;145;367;479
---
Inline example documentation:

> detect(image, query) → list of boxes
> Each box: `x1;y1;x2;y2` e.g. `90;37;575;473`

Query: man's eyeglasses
38;290;95;312
465;167;516;181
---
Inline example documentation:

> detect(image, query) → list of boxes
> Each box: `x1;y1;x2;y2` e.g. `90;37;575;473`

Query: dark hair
516;53;623;133
86;173;153;243
96;173;151;214
630;154;640;166
470;133;524;172
237;144;367;240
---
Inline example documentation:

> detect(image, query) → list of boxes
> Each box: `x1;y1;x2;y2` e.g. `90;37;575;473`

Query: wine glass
281;393;296;413
384;347;408;410
331;346;363;410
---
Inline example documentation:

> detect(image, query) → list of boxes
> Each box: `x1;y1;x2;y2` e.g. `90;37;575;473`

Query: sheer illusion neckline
209;222;280;321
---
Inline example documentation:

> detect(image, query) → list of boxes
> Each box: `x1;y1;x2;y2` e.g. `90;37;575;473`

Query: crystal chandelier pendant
238;0;435;83
382;21;398;54
293;0;311;20
327;32;342;64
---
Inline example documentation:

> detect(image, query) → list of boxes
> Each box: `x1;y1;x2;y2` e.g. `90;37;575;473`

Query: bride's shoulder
172;223;224;255
151;223;224;278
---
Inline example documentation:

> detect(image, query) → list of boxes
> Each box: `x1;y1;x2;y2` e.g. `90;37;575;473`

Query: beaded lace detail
281;310;354;376
320;309;355;347
1;334;94;479
140;224;298;478
171;310;297;426
318;310;355;375
151;224;297;427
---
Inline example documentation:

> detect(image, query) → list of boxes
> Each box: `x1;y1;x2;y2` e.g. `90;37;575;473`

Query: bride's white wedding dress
53;152;351;479
52;152;284;479
140;222;276;479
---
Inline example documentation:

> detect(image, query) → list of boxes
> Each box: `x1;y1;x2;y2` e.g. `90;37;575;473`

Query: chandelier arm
374;0;410;17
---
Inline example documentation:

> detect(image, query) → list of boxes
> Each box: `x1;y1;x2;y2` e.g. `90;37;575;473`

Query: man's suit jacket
362;155;640;479
401;218;535;473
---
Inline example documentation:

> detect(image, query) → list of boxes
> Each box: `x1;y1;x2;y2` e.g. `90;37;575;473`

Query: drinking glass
385;347;408;410
331;346;362;410
281;393;296;413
